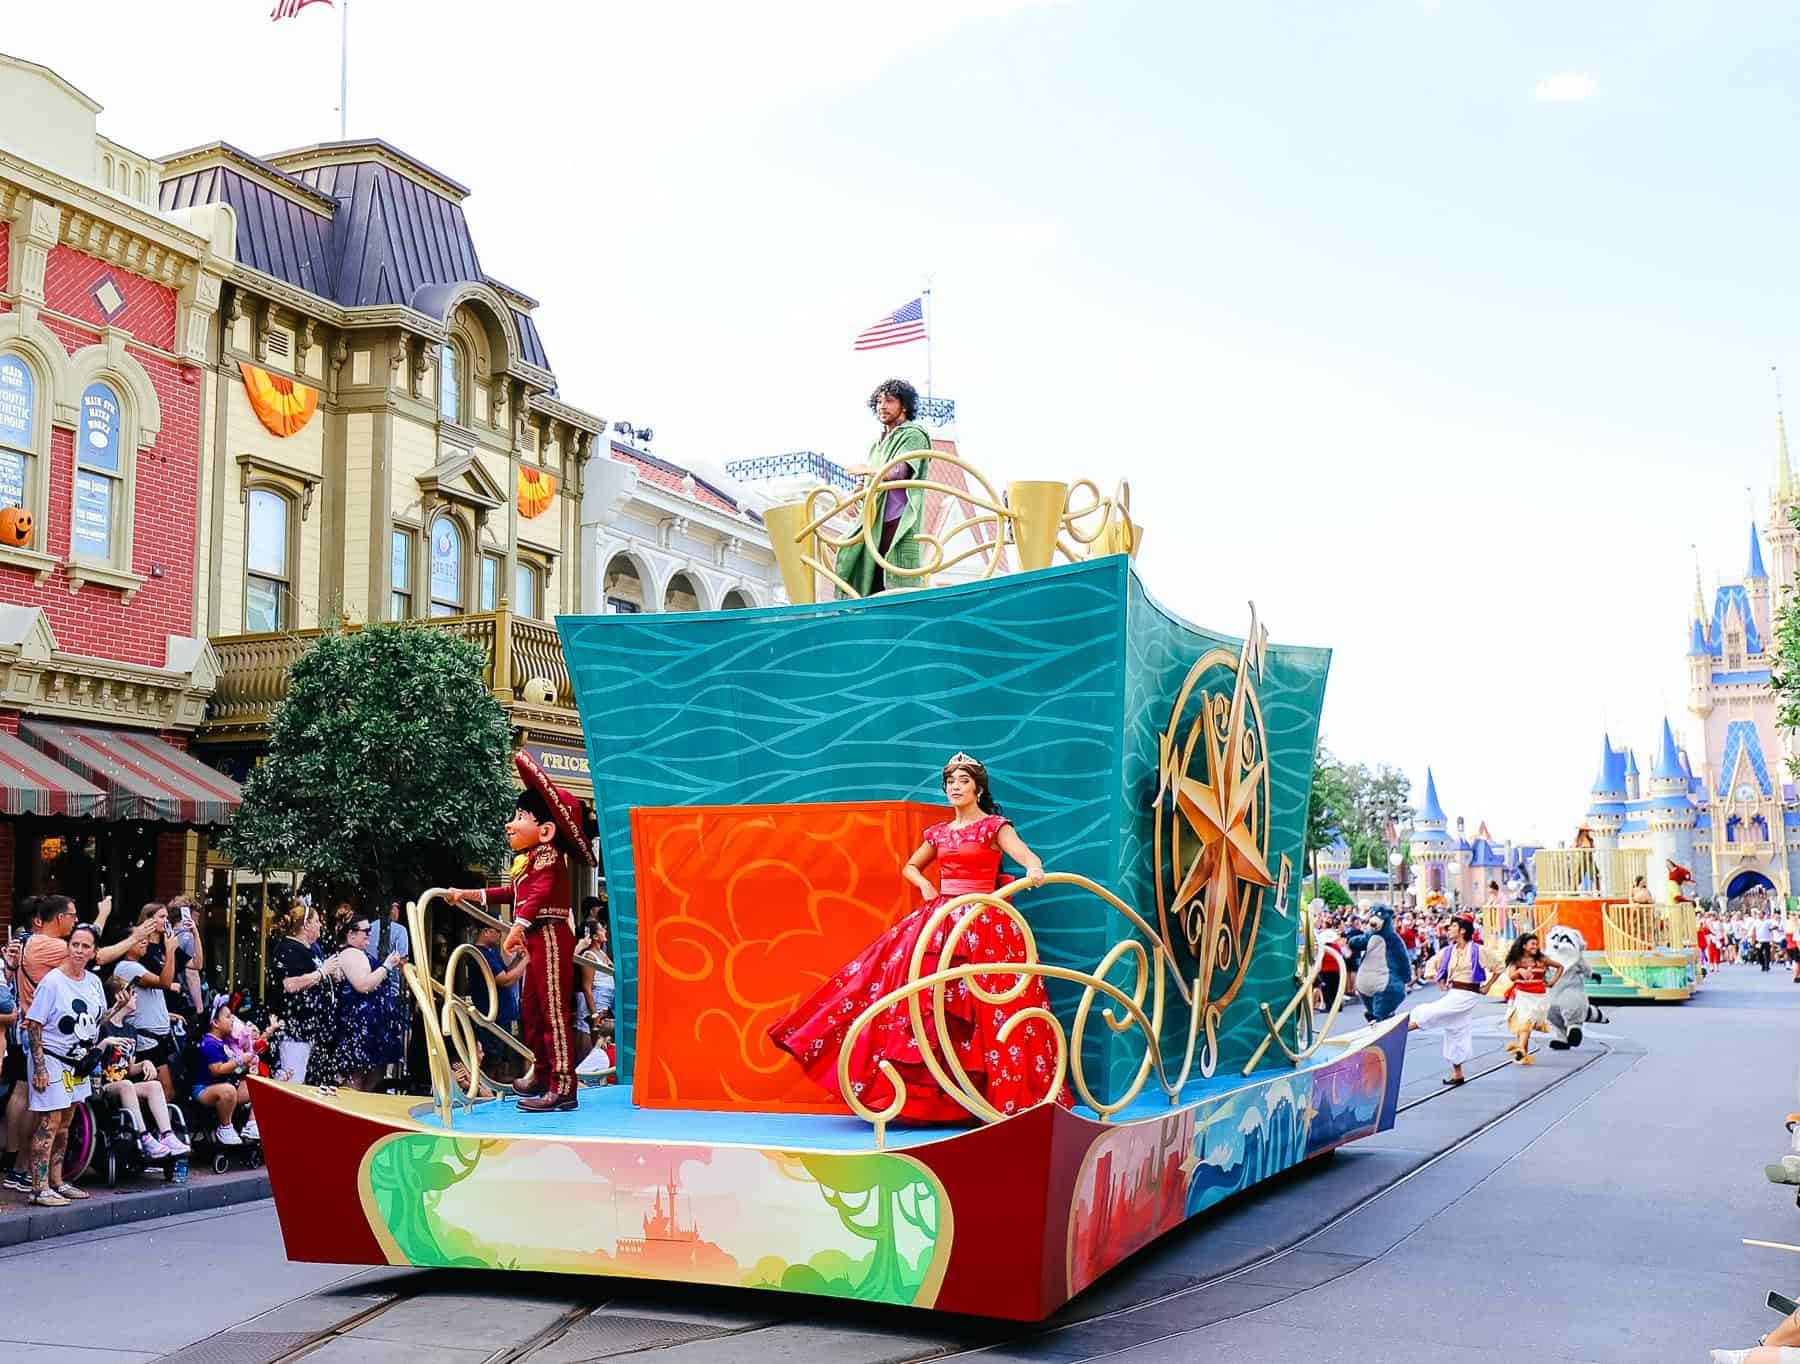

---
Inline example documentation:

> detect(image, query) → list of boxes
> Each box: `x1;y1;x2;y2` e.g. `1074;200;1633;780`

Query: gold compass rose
1153;607;1277;1075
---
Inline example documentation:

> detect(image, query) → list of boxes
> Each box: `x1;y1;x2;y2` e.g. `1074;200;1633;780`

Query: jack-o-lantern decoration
0;505;32;547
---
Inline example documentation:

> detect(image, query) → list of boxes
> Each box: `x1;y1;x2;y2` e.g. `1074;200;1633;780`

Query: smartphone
1770;1291;1799;1317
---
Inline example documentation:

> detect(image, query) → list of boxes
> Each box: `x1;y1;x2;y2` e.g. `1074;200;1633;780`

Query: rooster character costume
450;751;594;1112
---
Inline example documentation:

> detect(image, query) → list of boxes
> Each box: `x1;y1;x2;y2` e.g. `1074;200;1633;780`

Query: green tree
220;625;515;943
1306;747;1350;870
1307;747;1413;872
1315;876;1353;909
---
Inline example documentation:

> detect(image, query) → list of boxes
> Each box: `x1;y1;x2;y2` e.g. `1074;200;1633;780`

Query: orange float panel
1542;898;1606;947
629;799;947;1113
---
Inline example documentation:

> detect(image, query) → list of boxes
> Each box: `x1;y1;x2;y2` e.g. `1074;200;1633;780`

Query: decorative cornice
527;393;605;438
0;612;218;731
0;151;210;265
264;140;471;203
159;141;339;213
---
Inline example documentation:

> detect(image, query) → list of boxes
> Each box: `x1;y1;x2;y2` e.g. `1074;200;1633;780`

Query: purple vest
1437;942;1486;987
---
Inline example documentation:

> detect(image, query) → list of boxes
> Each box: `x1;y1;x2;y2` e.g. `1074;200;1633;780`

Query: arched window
72;381;125;563
602;554;643;613
721;588;750;610
664;571;700;612
245;488;293;632
0;352;40;549
514;559;541;619
478;552;502;610
438;342;461;424
429;514;465;616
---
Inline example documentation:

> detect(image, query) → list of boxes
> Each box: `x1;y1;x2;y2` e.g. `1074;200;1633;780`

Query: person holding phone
169;895;204;1014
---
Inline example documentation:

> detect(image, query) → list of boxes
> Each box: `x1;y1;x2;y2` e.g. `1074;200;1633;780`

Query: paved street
1;966;1792;1364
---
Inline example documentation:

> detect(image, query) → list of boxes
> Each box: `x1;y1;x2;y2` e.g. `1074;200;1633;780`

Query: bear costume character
1543;924;1596;1050
1347;905;1412;1023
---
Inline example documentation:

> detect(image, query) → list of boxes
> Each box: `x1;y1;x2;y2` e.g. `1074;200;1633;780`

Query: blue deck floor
408;1033;1375;1149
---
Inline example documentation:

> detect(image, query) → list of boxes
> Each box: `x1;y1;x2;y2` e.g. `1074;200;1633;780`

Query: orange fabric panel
1544;898;1606;946
630;799;946;1113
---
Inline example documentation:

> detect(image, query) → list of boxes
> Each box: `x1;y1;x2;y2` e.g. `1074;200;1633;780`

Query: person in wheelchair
97;977;189;1161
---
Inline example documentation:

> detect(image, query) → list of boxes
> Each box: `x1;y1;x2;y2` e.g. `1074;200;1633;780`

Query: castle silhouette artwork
613;1168;736;1277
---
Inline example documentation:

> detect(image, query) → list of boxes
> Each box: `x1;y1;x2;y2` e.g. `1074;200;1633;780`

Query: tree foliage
220;625;515;915
1306;744;1414;871
1314;876;1353;909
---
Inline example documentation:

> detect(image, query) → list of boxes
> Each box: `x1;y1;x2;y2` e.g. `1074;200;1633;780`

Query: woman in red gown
769;754;1072;1123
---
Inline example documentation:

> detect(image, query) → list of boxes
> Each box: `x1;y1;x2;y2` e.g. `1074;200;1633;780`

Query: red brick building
0;56;237;925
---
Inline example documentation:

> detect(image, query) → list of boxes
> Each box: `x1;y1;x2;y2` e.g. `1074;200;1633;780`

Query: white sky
8;0;1795;843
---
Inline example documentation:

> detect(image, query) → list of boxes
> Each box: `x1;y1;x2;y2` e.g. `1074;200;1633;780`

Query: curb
0;1172;270;1249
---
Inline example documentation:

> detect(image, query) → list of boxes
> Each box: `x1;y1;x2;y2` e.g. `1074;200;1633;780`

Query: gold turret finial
1692;545;1706;622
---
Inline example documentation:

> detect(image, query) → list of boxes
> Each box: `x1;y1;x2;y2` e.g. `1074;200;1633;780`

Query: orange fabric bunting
239;363;319;437
518;465;557;519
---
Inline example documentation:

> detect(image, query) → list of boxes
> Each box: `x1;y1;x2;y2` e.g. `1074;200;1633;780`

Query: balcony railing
204;606;576;739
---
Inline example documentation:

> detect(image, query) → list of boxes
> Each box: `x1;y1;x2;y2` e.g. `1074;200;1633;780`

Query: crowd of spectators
0;882;618;1208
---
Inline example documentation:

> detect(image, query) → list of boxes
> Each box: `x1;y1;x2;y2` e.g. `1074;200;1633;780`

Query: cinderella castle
1570;413;1800;905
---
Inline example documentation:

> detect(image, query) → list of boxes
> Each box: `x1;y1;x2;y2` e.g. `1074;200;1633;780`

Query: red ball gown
769;813;1072;1123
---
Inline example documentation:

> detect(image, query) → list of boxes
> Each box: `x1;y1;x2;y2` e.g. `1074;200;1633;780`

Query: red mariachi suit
485;845;576;1100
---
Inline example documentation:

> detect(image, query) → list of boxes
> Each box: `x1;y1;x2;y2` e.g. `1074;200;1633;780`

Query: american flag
271;0;332;19
853;297;927;351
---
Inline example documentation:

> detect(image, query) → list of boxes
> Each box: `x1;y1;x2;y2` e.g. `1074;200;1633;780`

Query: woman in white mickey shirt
24;921;105;1206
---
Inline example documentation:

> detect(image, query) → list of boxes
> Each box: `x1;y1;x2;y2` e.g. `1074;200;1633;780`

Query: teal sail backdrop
559;557;1328;1097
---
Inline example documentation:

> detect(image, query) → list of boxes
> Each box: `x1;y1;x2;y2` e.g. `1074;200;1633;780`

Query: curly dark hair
867;378;919;421
1504;932;1541;968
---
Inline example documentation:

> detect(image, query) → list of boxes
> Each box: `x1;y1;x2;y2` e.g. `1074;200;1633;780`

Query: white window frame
0;348;49;567
244;486;296;633
67;377;136;579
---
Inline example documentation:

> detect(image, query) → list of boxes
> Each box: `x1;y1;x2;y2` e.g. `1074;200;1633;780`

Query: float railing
836;872;1348;1150
763;451;1140;603
401;888;613;1130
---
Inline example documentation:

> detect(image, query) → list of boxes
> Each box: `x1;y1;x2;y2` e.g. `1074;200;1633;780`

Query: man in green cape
835;378;932;597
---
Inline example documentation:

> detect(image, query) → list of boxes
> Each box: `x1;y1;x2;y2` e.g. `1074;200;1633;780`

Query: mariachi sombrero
514;748;597;866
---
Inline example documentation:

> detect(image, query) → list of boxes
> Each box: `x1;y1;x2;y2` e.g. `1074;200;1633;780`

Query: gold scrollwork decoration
765;454;1140;603
835;872;1195;1149
402;889;613;1130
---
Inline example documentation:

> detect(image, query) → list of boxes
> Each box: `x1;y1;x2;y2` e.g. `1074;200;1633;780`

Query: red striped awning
0;730;105;818
20;720;241;825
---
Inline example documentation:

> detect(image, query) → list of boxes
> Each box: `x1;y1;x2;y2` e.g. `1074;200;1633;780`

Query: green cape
833;421;933;598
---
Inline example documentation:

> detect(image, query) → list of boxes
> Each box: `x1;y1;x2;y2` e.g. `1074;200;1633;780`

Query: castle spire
1749;522;1769;580
1419;768;1446;825
1652;717;1684;782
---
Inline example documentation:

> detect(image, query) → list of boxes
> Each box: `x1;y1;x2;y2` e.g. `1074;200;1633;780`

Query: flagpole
339;0;349;139
922;280;933;400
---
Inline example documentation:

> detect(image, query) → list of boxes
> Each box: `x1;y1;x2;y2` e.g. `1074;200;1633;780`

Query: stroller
171;1016;264;1176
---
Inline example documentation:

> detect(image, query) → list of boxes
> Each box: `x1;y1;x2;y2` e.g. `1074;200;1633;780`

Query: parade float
252;449;1406;1320
1479;848;1700;1001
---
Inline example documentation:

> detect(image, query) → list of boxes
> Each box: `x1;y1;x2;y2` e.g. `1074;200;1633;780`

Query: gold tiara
945;752;982;769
